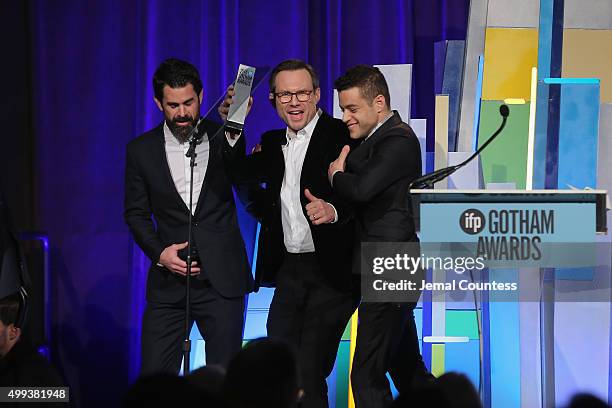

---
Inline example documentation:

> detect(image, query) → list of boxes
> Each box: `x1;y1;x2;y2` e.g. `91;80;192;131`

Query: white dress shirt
280;111;321;253
227;110;336;253
163;122;209;213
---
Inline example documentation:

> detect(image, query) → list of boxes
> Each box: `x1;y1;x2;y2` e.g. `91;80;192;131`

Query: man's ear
8;324;20;342
199;90;203;104
154;97;163;112
374;95;386;113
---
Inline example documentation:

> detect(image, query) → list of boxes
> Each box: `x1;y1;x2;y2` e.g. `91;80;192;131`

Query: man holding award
124;58;253;375
220;59;359;408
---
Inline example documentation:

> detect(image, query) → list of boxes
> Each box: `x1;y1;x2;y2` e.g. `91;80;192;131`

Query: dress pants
267;253;359;408
351;302;432;408
140;279;245;375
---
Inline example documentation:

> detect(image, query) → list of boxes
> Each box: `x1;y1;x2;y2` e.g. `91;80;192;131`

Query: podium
410;189;609;408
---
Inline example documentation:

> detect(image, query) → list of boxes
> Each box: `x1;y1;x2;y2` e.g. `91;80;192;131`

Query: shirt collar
365;111;394;141
286;109;322;142
163;121;182;146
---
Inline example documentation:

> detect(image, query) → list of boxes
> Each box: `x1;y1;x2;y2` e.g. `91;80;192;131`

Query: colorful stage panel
556;82;600;189
482;28;538;101
486;0;540;28
562;29;612;103
477;101;530;189
445;341;481;389
458;0;488;152
598;104;612;200
564;0;612;29
434;40;466;152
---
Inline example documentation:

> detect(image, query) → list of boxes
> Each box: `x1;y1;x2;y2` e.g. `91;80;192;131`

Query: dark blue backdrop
26;1;468;406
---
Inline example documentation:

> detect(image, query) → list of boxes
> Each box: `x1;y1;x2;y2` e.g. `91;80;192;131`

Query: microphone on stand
187;117;204;142
186;117;204;159
409;104;510;189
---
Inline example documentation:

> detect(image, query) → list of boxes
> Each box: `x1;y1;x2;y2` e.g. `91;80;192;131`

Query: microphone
185;117;205;159
409;104;509;189
186;117;204;144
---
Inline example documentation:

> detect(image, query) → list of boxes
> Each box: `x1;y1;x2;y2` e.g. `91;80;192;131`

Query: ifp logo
460;209;485;234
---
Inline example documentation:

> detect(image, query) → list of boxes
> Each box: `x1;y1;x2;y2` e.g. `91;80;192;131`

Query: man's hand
328;145;350;183
304;189;336;225
218;85;254;122
159;242;200;276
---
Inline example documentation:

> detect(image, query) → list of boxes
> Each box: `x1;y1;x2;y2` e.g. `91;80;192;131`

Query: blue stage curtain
28;1;468;406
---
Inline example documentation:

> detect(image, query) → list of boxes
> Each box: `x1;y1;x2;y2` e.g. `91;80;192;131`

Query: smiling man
329;65;432;408
124;58;252;375
219;59;359;408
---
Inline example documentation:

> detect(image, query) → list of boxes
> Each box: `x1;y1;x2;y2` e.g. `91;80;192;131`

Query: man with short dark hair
124;58;253;374
0;293;64;387
219;59;359;408
329;65;431;407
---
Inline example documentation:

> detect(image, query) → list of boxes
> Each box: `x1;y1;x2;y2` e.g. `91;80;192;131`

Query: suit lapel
194;123;225;215
155;126;191;213
347;112;402;169
270;131;287;197
300;113;328;193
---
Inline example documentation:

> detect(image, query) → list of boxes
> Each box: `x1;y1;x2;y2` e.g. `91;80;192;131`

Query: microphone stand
410;105;510;189
182;118;203;375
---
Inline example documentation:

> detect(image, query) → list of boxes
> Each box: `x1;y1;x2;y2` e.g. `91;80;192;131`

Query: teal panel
445;340;481;389
414;307;423;339
334;341;351;408
557;83;600;189
243;309;268;340
489;284;521;408
446;310;480;340
533;0;556;189
246;287;274;309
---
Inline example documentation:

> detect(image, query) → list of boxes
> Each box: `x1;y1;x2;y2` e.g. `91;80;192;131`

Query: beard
167;115;197;144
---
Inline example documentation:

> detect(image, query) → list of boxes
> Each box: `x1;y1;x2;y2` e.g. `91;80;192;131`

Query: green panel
341;319;352;341
446;310;480;340
335;341;351;408
478;101;530;188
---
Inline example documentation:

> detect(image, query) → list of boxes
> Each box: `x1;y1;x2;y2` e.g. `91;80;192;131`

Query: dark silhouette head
567;393;609;408
224;338;299;408
123;373;200;408
436;372;482;408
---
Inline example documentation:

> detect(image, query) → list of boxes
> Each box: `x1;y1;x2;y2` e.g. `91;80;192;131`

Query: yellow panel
482;28;539;101
563;29;612;103
431;344;446;377
504;98;526;104
348;310;358;408
434;95;449;189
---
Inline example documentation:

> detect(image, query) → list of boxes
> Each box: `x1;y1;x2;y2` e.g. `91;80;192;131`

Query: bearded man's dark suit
226;112;359;408
332;111;431;408
124;120;253;374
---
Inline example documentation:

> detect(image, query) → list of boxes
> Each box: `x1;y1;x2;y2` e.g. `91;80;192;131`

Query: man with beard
124;58;252;374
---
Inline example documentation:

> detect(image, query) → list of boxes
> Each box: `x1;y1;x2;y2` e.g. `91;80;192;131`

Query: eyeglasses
270;90;314;104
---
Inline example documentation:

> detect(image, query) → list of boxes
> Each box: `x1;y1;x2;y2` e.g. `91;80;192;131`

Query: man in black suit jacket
329;65;431;407
124;59;252;375
219;60;359;408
